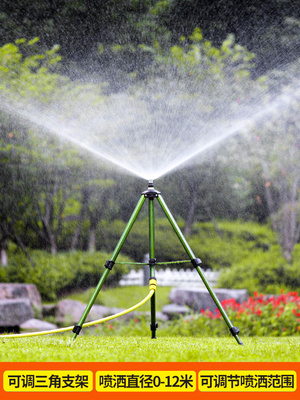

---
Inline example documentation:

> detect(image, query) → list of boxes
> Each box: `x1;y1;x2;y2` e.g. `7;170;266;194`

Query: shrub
99;218;188;263
98;218;277;270
188;220;277;269
1;250;132;301
218;244;300;294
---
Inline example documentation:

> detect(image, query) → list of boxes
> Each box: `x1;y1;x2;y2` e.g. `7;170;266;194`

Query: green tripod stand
72;180;243;345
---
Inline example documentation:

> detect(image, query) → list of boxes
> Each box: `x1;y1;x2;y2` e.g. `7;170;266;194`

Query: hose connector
149;277;157;291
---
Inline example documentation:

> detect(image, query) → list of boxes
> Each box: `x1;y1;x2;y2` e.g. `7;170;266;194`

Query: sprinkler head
142;180;160;198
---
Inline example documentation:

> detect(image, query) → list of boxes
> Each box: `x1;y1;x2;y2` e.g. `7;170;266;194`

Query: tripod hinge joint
72;325;82;335
105;260;115;270
142;188;161;199
150;322;158;332
149;258;156;267
191;258;202;268
230;326;240;336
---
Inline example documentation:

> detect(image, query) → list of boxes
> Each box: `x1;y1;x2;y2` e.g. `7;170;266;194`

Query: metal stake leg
72;194;146;340
157;195;243;345
148;196;157;339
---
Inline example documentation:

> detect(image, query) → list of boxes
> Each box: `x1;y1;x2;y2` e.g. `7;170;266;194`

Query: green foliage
219;245;300;293
189;220;277;269
96;218;300;295
155;28;256;82
0;0;298;78
0;38;64;101
0;250;132;301
218;244;300;294
100;218;278;270
99;217;189;263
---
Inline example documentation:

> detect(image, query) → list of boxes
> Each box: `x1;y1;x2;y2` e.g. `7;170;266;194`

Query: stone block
169;287;248;312
0;283;42;312
162;303;190;319
20;318;57;332
0;299;34;327
89;304;119;320
55;299;87;324
42;304;57;318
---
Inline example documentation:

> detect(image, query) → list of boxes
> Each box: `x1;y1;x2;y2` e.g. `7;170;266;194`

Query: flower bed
200;290;300;336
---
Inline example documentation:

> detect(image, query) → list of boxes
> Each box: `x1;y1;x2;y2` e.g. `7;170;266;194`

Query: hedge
0;249;132;301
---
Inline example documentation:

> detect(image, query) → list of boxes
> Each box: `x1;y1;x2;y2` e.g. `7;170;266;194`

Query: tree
162;155;241;236
0;39;65;260
238;72;300;262
1;0;299;78
0;117;37;264
257;122;300;262
0;39;120;257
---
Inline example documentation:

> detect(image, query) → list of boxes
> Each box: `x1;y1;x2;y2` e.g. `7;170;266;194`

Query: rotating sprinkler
73;179;243;345
1;180;243;345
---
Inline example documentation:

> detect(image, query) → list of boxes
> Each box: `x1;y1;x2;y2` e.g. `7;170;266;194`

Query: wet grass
0;336;299;363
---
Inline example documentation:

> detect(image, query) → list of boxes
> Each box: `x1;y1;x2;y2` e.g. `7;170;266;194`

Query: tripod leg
72;194;146;340
157;195;243;345
149;197;157;339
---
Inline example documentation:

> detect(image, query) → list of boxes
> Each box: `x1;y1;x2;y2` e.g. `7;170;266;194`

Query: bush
0;250;132;301
99;218;188;263
218;244;300;294
98;218;277;270
188;220;277;269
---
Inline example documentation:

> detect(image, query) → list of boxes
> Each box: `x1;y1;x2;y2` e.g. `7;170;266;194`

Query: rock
0;283;42;318
0;299;34;327
0;283;42;308
162;304;190;319
89;305;122;320
156;311;169;322
55;299;87;324
20;318;57;332
55;300;123;325
169;287;248;312
42;304;57;318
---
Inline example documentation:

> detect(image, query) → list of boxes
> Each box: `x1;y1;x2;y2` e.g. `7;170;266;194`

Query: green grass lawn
0;336;299;362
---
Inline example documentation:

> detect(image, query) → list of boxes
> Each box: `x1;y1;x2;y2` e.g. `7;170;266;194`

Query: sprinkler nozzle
142;180;160;198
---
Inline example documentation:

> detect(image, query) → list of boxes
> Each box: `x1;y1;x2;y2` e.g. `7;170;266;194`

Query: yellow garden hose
0;279;157;339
